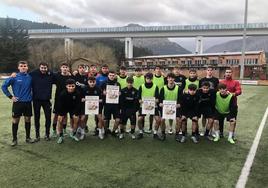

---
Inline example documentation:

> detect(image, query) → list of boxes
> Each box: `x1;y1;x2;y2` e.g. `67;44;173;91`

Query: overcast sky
0;0;267;51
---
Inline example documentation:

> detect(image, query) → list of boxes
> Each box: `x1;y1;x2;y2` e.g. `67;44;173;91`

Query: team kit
1;61;242;146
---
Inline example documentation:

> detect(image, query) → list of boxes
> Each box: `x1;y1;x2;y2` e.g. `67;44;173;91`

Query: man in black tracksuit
29;62;55;141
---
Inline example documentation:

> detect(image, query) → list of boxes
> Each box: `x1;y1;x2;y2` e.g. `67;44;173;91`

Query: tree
0;18;29;72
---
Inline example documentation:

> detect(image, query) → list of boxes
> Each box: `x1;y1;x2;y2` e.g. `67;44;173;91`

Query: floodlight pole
240;0;248;79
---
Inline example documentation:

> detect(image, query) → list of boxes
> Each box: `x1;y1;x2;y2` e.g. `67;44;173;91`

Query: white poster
106;85;119;104
162;100;176;120
142;97;155;115
85;96;99;115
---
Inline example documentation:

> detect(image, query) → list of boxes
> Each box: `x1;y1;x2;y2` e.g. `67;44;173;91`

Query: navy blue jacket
29;69;55;101
2;72;32;102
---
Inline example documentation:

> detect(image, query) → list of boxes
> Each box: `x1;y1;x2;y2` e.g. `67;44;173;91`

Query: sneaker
175;134;180;142
228;138;235;144
63;129;68;135
52;130;57;138
213;136;220;142
200;132;205;137
26;138;35;143
144;129;152;134
168;129;173;135
205;136;213;141
79;134;85;140
99;133;104;140
119;134;124;140
160;134;166;141
34;137;40;142
11;140;17;147
137;133;143;139
44;136;51;141
191;136;198;144
180;136;186;143
153;134;160;140
71;135;79;142
131;134;136;140
57;136;64;144
220;132;224;138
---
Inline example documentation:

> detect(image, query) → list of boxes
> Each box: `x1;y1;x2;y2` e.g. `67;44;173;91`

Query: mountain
205;36;268;53
126;24;191;55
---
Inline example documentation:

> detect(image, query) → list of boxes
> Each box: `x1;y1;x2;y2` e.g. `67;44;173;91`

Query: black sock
25;122;31;139
131;128;135;134
52;123;57;131
182;131;186;136
162;130;165;135
205;129;210;136
192;132;196;137
120;129;124;134
12;123;18;141
63;124;67;130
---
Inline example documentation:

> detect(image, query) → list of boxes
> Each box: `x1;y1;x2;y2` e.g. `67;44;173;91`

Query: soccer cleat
191;136;198;144
228;138;235;144
205;136;213;141
175;134;180;142
63;129;68;135
119;133;124;140
11;140;17;147
34;137;40;142
70;134;79;142
168;129;173;135
79;134;85;140
153;134;160;140
200;132;205;137
57;136;64;144
52;130;57;138
213;136;220;142
220;132;224;138
99;133;104;140
144;129;152;134
111;131;117;137
137;133;143;139
180;136;186;143
160;134;166;141
26;138;35;143
131;134;136;140
44;136;51;141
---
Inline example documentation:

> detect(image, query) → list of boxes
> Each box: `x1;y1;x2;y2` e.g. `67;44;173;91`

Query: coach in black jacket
29;62;55;141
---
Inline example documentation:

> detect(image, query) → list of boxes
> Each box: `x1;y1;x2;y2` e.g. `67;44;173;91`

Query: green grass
0;85;268;188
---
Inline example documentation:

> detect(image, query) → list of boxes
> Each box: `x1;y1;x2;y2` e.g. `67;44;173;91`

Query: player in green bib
159;73;182;141
213;83;237;144
184;69;199;93
117;66;128;89
133;68;145;90
137;72;161;140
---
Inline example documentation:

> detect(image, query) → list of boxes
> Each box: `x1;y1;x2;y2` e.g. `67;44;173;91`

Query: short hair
201;81;210;87
18;61;28;66
135;68;142;72
127;76;134;83
65;79;75;85
120;66;127;70
206;66;213;70
39;62;48;67
88;76;96;81
218;83;227;90
102;64;108;68
109;70;115;74
173;66;180;70
145;72;153;79
154;65;162;70
167;73;175;79
225;67;232;71
61;63;69;67
188;84;197;91
77;64;85;68
189;69;197;73
90;64;96;67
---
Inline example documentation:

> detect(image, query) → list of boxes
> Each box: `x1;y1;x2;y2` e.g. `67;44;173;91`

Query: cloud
1;0;268;27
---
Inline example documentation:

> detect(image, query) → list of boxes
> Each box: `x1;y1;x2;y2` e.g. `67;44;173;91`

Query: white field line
236;107;268;188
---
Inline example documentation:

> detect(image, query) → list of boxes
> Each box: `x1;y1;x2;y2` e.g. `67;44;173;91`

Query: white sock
153;130;157;134
139;129;143;134
215;130;220;137
81;128;85;135
228;132;234;139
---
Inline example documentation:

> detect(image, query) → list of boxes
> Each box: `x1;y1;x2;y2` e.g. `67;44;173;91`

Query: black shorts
181;111;198;119
138;107;159;117
121;109;137;125
58;110;80;117
159;107;181;118
104;104;120;120
214;110;235;121
53;97;60;114
199;107;214;118
12;102;32;118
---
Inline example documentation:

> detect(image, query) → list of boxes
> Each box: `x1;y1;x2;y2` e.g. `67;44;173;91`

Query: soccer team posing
1;61;242;146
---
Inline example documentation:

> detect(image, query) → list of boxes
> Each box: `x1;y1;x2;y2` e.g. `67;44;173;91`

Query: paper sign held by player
85;96;99;115
106;85;119;104
162;100;176;120
142;97;155;115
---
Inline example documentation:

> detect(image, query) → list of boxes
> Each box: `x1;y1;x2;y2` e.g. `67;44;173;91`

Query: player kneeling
180;84;199;143
57;79;82;144
213;83;237;144
119;77;139;140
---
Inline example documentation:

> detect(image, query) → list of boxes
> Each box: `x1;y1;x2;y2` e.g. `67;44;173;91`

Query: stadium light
240;0;248;79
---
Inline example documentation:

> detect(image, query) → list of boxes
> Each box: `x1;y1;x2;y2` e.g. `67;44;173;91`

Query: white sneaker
200;132;204;136
119;133;124;140
131;134;136;140
168;129;173;135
